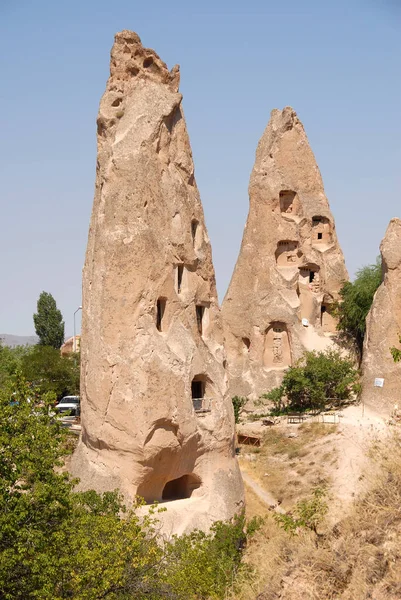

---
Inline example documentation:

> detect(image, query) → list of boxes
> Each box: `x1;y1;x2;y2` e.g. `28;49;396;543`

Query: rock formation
361;218;401;415
71;30;243;533
221;107;348;400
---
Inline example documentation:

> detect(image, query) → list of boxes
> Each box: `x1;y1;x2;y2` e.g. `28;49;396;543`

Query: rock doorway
312;216;332;246
263;322;291;368
279;190;299;215
321;302;337;333
156;298;166;331
162;474;201;501
275;240;300;267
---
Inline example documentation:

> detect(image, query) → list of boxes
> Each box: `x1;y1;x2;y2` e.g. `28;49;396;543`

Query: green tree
33;291;65;349
336;258;382;356
232;396;247;424
262;349;360;413
274;487;328;535
0;342;32;387
0;374;252;600
390;335;401;363
20;345;79;399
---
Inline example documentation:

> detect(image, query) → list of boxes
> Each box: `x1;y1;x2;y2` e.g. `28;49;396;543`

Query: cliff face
362;218;401;415
222;107;348;400
72;31;243;533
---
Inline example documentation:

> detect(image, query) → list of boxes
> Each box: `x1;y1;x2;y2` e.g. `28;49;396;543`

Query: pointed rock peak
110;30;180;90
381;217;401;270
269;106;304;132
251;107;324;197
222;107;348;401
362;217;401;415
72;31;243;533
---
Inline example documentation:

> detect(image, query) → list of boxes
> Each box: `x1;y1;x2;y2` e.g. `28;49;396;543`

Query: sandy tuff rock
71;30;243;534
362;218;401;415
221;107;348;400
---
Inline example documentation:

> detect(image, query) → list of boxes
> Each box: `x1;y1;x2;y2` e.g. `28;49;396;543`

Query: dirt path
330;403;387;519
241;471;285;513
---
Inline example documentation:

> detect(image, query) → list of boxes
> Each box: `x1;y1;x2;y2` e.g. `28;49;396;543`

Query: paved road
241;471;285;513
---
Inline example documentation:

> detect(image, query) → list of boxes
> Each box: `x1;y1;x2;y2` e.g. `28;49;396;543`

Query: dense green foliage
0;375;253;599
0;343;32;387
391;335;401;363
262;350;360;413
0;343;79;399
232;395;247;423
21;344;79;399
34;291;65;349
336;258;382;355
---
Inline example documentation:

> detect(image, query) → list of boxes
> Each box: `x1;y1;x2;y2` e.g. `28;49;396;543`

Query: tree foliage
262;350;360;413
0;374;253;599
0;342;32;387
20;344;79;399
390;335;401;363
336;258;382;355
232;396;247;424
274;487;328;535
33;291;65;349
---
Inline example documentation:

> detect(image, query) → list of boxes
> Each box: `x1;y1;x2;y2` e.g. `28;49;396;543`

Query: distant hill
0;334;39;348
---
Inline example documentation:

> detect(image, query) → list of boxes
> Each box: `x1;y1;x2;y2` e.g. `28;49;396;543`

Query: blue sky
0;0;400;336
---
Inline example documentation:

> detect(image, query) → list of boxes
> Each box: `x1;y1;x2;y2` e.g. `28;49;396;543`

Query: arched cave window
162;474;201;501
156;298;166;332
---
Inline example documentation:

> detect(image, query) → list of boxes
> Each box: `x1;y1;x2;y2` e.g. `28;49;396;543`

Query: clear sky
0;0;400;337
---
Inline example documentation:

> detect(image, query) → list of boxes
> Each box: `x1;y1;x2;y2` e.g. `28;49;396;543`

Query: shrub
390;335;401;363
261;349;360;413
0;374;253;599
232;396;247;423
274;487;328;534
336;258;382;356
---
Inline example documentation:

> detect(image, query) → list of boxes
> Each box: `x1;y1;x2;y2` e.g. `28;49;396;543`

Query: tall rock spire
362;218;401;415
222;107;348;400
72;31;243;533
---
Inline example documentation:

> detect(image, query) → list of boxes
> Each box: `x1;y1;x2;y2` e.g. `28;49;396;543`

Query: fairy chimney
71;30;243;533
221;107;348;400
361;218;401;415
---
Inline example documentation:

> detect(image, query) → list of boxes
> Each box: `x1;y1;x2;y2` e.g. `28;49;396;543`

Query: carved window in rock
191;218;202;249
321;302;337;333
196;305;205;335
242;337;251;352
156;298;167;332
191;375;207;412
275;241;300;267
312;216;332;245
175;264;188;295
191;378;205;400
298;265;321;293
263;322;291;369
162;474;201;501
279;190;299;215
195;303;209;337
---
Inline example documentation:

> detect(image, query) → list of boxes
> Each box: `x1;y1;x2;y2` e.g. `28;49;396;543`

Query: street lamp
73;306;82;353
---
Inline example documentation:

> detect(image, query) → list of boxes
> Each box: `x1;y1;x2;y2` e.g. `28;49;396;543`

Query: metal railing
192;397;213;413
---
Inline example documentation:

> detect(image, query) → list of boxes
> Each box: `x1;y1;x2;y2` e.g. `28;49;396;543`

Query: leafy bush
20;344;79;399
261;350;360;413
0;342;32;387
274;487;328;534
391;335;401;363
0;374;253;599
232;395;247;423
336;258;382;356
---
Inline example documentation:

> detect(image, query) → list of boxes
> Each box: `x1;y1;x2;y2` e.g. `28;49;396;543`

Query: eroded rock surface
71;30;243;533
221;107;348;400
362;218;401;415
